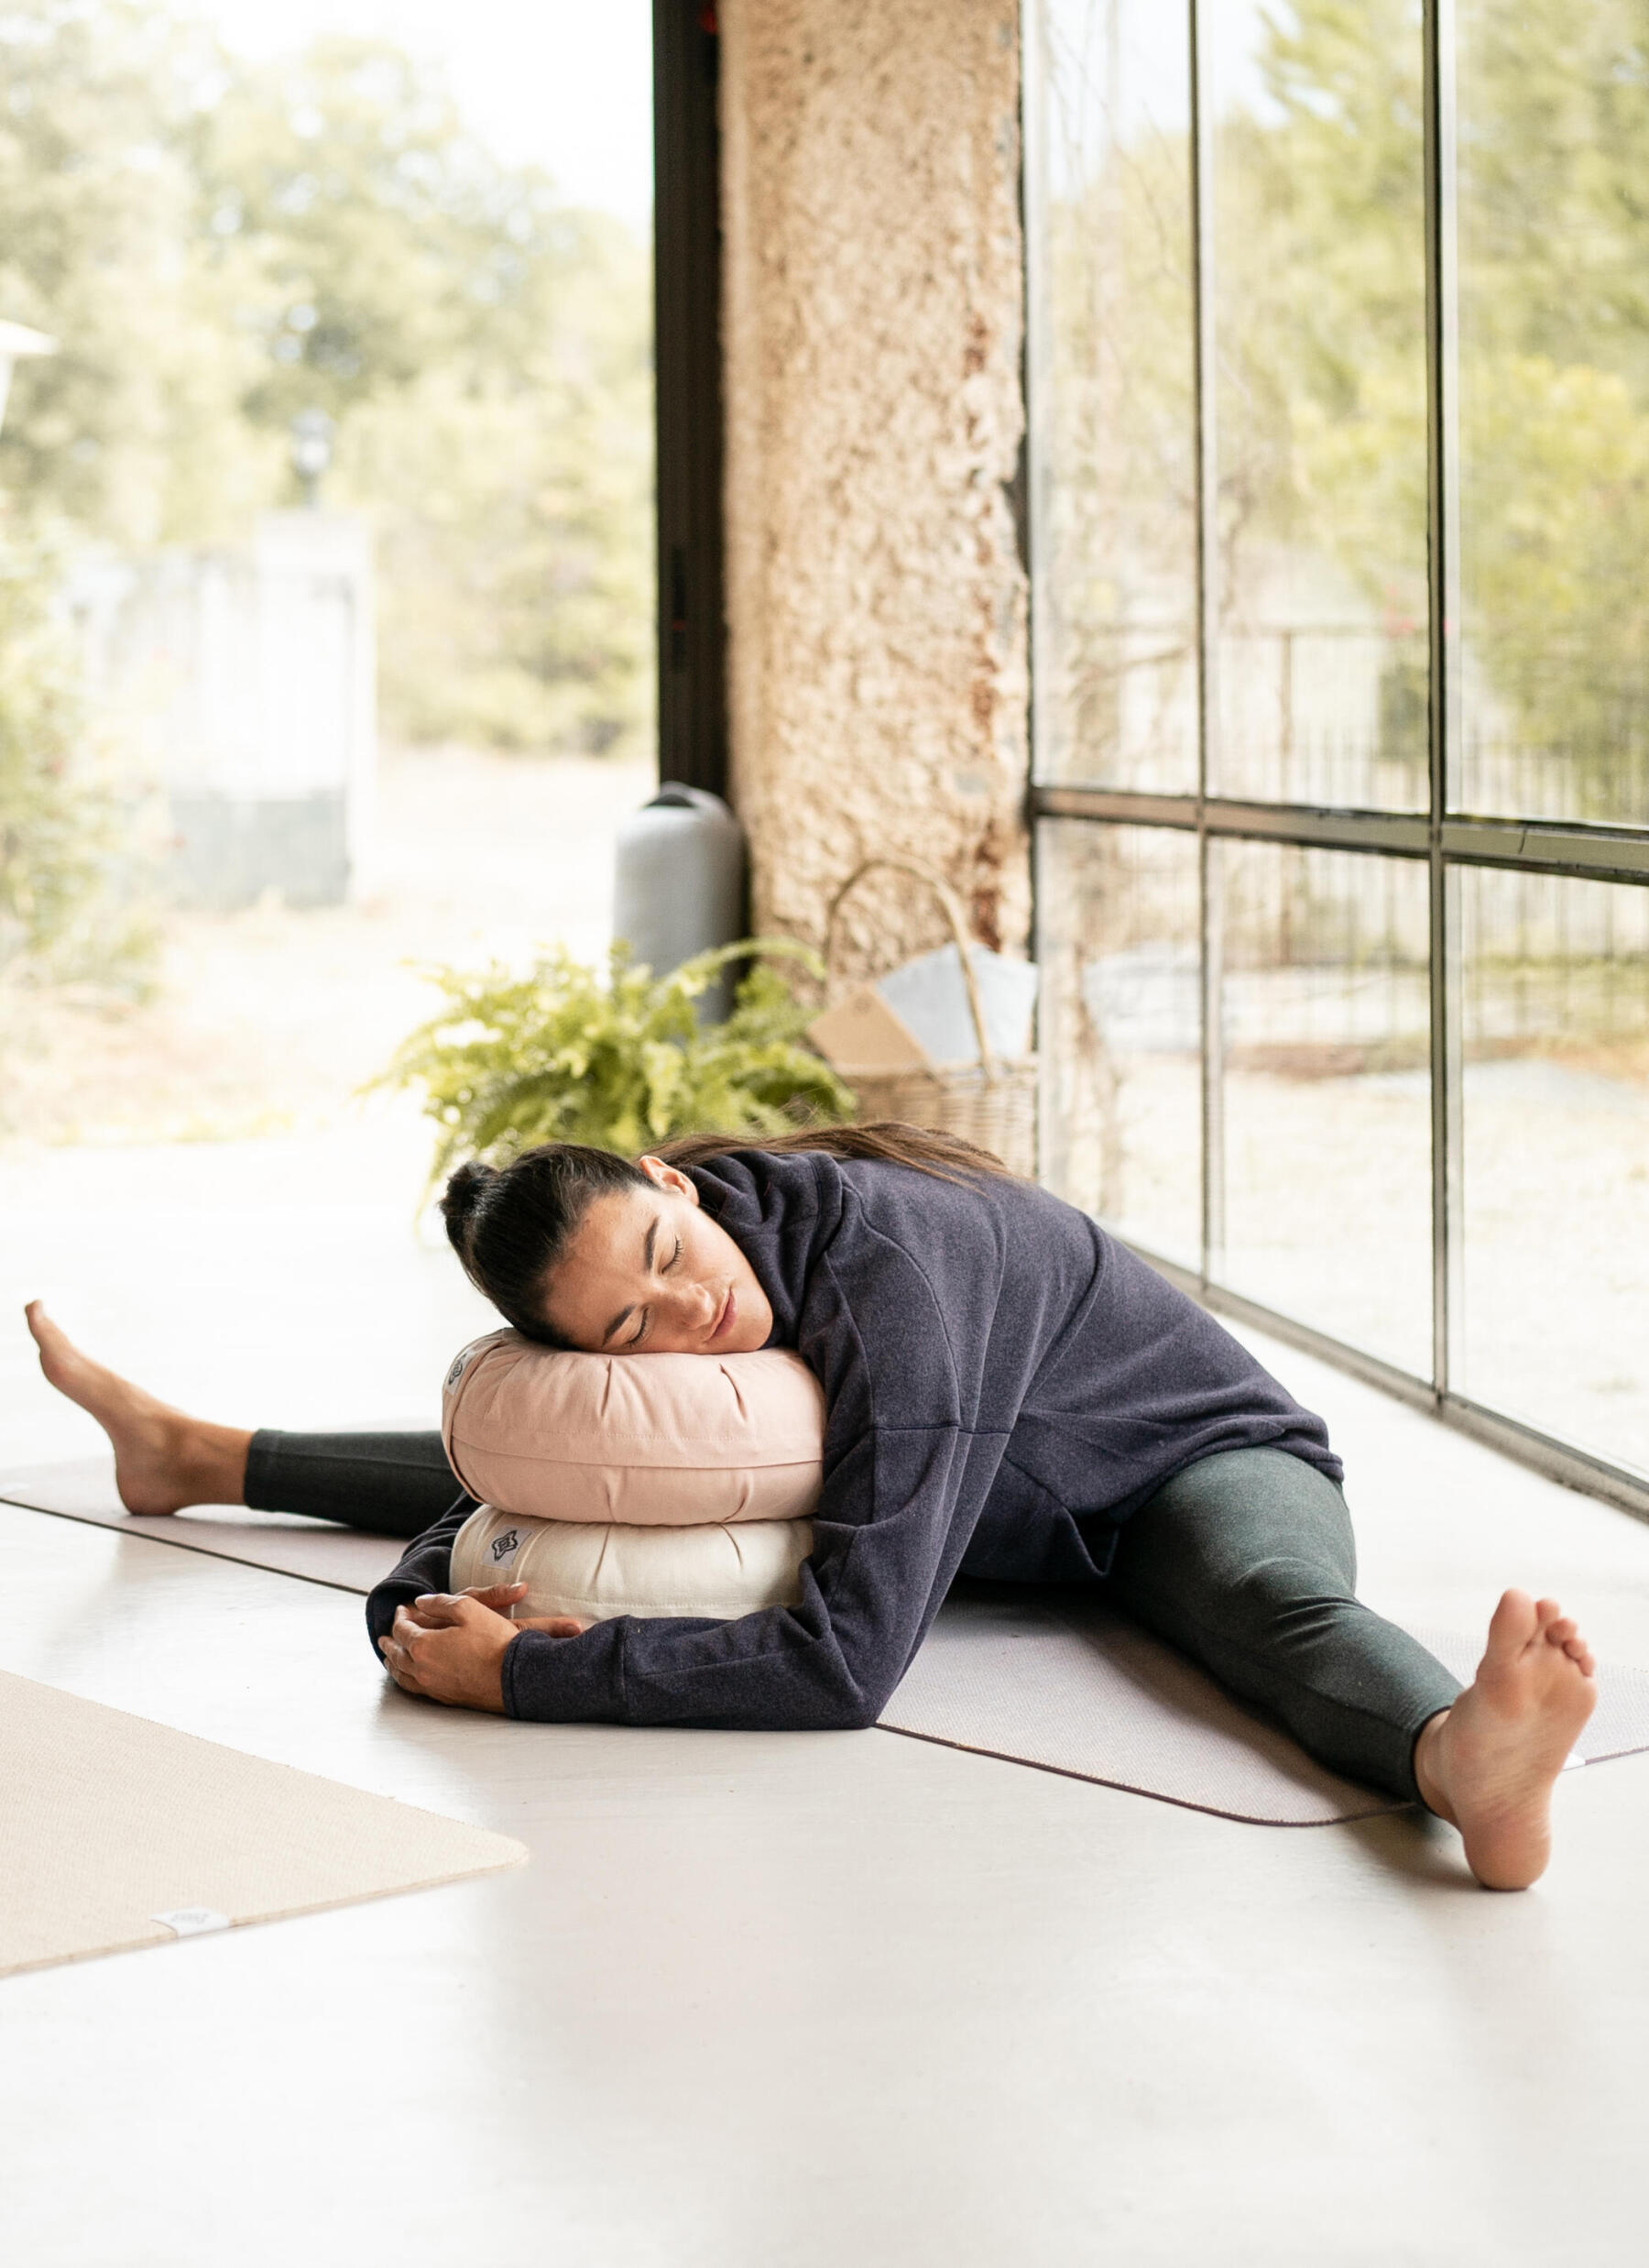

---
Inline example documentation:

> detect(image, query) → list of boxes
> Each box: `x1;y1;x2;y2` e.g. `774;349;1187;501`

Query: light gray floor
5;1329;1649;2267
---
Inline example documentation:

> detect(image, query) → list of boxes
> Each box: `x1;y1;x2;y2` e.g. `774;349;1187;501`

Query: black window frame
652;0;728;799
1022;0;1649;1520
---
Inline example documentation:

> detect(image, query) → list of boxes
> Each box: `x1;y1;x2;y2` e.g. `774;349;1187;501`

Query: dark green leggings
1109;1447;1462;1804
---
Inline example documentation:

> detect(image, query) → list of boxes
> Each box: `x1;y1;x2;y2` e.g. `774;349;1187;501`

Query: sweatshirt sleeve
498;1222;1002;1734
364;1496;472;1655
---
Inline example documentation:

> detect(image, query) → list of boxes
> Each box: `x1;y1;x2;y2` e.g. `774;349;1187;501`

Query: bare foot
24;1300;251;1514
1414;1589;1598;1890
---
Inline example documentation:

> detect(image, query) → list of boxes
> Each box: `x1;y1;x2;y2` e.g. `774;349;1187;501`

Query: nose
665;1278;719;1333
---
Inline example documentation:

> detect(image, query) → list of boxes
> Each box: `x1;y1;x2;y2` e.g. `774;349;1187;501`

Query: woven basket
824;857;1038;1178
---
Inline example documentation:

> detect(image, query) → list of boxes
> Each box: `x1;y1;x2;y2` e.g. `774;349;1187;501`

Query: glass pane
1454;4;1649;826
1207;3;1429;809
1215;840;1432;1374
1037;819;1202;1269
1458;870;1649;1475
1029;0;1198;792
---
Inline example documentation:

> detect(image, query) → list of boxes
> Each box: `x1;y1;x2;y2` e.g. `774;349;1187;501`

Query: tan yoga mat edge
1;1669;527;1981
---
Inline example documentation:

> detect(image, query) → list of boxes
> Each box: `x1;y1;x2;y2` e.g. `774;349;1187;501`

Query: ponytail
656;1121;1019;1185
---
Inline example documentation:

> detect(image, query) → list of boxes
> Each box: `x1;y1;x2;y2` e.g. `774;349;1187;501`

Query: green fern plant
381;937;855;1188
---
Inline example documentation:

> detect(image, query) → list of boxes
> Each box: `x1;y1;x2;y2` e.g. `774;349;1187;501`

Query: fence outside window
1023;0;1649;1512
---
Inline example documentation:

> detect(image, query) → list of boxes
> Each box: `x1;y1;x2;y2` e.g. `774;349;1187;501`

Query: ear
636;1156;701;1206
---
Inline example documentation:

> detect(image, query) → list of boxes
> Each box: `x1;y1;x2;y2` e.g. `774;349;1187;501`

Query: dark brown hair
442;1122;1013;1343
441;1145;651;1345
655;1121;1017;1184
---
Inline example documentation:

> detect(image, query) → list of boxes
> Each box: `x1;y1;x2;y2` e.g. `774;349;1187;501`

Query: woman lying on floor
27;1123;1597;1890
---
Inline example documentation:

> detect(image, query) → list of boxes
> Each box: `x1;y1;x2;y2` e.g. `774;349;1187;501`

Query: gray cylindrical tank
613;783;747;1017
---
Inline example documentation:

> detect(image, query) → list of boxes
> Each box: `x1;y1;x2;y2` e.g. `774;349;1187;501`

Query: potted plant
382;937;854;1188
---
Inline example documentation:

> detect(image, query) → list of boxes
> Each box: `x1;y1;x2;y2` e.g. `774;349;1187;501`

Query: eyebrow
599;1213;661;1346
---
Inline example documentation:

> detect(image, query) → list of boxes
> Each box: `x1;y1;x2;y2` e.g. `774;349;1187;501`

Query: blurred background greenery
0;0;654;1141
0;4;650;756
1039;0;1649;826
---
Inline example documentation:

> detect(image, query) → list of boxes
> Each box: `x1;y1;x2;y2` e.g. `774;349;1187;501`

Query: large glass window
1207;2;1429;810
1028;0;1649;1506
1037;820;1202;1267
1030;0;1198;793
1455;1;1649;827
1458;870;1649;1473
1216;843;1432;1373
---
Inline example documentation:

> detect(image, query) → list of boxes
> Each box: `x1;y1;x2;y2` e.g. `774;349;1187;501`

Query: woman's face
538;1158;775;1355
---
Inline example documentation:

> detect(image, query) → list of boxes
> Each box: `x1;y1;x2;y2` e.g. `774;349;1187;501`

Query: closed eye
626;1237;682;1346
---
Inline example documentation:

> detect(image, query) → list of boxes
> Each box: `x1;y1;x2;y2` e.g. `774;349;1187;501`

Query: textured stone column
719;0;1029;975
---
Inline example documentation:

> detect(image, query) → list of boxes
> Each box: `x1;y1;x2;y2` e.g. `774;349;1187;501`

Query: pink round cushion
440;1330;825;1526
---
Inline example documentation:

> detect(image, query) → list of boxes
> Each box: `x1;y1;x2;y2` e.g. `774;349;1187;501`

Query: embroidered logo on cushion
490;1528;523;1565
445;1342;485;1393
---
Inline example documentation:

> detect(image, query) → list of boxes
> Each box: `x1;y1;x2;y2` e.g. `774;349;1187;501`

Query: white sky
194;0;654;231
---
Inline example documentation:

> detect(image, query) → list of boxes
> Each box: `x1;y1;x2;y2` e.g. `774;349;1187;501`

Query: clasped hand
377;1583;586;1712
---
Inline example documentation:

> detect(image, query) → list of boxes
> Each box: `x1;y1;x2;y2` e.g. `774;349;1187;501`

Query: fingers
461;1583;529;1611
384;1602;459;1691
377;1627;423;1696
407;1592;492;1629
380;1598;511;1713
378;1594;574;1713
391;1604;426;1642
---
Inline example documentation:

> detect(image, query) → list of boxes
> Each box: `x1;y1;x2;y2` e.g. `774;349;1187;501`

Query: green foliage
0;2;274;550
381;940;855;1188
1047;0;1649;812
1232;0;1649;807
0;524;157;992
0;5;651;755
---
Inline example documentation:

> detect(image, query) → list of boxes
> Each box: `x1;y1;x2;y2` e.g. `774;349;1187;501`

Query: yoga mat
0;1668;525;1979
879;1591;1649;1823
0;1455;405;1593
10;1463;1649;1825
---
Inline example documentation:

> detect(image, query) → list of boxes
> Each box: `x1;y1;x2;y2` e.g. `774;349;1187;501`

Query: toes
1541;1616;1593;1667
1486;1588;1539;1660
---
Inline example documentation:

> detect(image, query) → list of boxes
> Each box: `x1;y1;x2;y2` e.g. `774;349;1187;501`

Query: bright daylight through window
1026;0;1649;1500
0;1;654;1449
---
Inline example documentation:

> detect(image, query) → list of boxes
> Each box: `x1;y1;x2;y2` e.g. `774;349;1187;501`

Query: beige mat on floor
0;1455;405;1592
11;1462;1648;1825
0;1669;525;1979
879;1592;1649;1824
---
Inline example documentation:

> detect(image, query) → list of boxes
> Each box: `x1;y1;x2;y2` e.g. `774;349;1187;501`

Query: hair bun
440;1158;496;1245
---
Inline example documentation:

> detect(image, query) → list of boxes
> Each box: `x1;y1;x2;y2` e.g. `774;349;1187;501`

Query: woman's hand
377;1583;587;1711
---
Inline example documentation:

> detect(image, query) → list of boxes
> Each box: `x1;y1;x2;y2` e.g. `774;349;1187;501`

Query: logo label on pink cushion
445;1342;486;1393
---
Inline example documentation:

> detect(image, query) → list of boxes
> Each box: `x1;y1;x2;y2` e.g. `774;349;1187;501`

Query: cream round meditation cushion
441;1330;825;1526
450;1503;814;1622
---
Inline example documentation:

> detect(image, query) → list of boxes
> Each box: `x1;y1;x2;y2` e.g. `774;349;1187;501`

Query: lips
709;1286;737;1342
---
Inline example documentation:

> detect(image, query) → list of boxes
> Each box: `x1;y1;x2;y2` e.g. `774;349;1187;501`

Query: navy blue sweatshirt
366;1150;1338;1730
